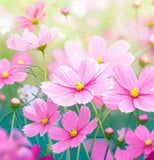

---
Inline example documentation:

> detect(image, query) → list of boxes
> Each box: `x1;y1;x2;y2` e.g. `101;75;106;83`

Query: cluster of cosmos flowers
0;0;154;160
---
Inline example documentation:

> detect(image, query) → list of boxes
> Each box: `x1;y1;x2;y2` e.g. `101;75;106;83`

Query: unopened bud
116;135;124;147
139;54;151;66
10;98;21;110
133;0;141;8
105;127;114;140
138;113;149;125
0;94;6;101
149;35;154;47
61;7;69;16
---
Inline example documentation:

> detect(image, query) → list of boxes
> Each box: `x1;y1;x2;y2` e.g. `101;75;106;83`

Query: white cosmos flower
0;18;13;35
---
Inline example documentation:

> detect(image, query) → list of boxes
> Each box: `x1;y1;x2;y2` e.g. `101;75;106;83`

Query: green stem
75;104;80;113
42;50;47;82
104;146;109;160
48;136;55;158
10;109;15;140
82;142;90;160
8;85;13;98
90;109;112;156
125;113;131;134
136;109;139;126
58;152;64;160
76;144;80;160
66;149;70;160
90;102;115;160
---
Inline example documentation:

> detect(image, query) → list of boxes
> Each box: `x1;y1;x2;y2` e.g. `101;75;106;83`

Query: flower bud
116;135;124;147
138;113;149;125
61;7;69;16
0;94;6;101
10;98;21;110
139;54;151;66
133;0;141;8
152;0;154;5
105;127;114;140
149;35;154;47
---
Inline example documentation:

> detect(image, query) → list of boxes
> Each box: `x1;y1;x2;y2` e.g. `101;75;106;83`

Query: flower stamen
96;57;103;64
2;71;9;78
130;88;139;98
42;117;48;125
145;139;152;146
76;82;84;91
32;18;39;25
17;59;24;65
70;129;77;137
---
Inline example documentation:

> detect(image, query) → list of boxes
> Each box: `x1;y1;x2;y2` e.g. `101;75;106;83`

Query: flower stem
90;109;112;156
104;146;109;160
8;85;13;98
125;113;131;134
10;109;15;140
136;109;139;126
42;50;47;82
82;142;90;160
76;144;80;160
90;101;115;160
66;149;70;160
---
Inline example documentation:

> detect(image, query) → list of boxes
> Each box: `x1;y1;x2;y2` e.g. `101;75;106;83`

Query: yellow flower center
70;129;77;137
2;71;9;78
130;88;139;98
145;139;152;146
76;82;84;91
17;59;24;65
96;57;103;64
32;18;39;25
148;21;154;28
42;117;48;125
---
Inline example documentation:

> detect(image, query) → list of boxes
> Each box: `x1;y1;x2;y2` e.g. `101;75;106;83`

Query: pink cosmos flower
15;1;46;32
125;125;154;159
0;58;27;89
7;24;59;51
22;98;61;137
64;36;134;71
103;64;154;113
41;57;112;106
49;106;97;153
11;52;33;65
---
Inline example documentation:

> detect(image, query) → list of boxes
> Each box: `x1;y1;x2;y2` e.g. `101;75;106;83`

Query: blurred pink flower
49;106;97;153
103;64;154;112
15;1;46;32
23;98;61;137
0;58;27;89
41;57;112;106
7;24;59;51
0;128;30;160
11;52;33;65
64;36;134;71
114;147;131;160
125;125;154;159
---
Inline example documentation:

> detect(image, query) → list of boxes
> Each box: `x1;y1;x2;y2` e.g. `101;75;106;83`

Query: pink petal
133;93;154;112
88;36;107;59
62;110;78;131
76;106;90;131
34;1;45;18
65;41;87;58
113;65;137;90
25;6;34;19
108;40;130;57
135;125;150;142
126;146;144;159
119;97;136;113
71;134;86;147
15;16;31;25
22;122;43;137
41;82;76;106
80;118;97;135
30;145;41;159
23;105;42;121
48;111;61;126
47;98;59;118
75;89;94;104
11;70;27;82
138;67;154;92
38;13;46;21
34;99;47;118
52;139;72;153
79;57;99;84
52;65;78;88
0;59;11;72
49;127;70;140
